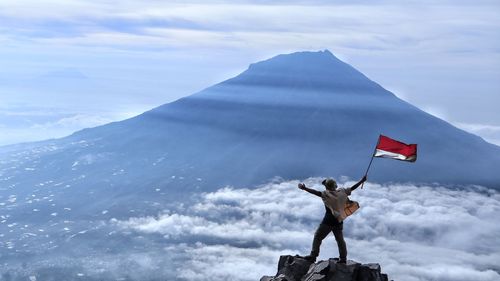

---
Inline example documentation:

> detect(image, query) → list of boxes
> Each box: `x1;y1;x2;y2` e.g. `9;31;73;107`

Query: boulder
261;255;390;281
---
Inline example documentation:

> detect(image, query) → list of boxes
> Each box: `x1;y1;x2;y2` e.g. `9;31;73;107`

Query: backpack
344;198;360;217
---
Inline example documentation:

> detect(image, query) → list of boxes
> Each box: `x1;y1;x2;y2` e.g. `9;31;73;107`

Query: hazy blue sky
1;0;499;146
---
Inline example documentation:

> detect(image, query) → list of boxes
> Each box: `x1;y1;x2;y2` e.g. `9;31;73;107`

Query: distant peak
279;49;334;57
322;49;333;55
224;50;385;93
287;49;336;57
248;50;342;69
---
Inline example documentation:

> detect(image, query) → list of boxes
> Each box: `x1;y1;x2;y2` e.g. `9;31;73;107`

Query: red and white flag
374;135;417;162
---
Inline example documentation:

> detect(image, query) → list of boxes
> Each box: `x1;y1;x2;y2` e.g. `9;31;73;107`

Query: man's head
322;178;337;191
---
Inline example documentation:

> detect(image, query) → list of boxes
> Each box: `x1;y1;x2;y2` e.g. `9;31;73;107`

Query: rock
303;260;329;281
273;255;314;281
356;263;388;281
327;260;359;281
261;255;390;281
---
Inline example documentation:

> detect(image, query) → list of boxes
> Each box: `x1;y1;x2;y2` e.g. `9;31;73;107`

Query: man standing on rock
297;176;367;263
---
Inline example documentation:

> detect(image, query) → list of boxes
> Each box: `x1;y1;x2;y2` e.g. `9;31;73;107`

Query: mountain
1;50;500;213
71;50;500;188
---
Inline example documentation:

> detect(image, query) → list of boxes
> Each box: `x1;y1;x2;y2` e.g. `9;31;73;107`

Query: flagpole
361;135;381;188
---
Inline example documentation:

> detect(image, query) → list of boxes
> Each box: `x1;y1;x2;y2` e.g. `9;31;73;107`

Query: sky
1;0;500;146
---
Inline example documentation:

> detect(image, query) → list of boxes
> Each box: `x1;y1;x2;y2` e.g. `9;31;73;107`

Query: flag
374;135;417;162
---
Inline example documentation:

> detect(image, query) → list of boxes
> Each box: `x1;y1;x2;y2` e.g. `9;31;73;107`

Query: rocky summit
261;255;390;281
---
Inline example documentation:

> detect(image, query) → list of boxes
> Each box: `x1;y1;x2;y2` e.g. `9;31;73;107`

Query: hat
322;178;337;189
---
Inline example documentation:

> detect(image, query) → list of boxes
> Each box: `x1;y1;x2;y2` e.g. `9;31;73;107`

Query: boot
296;255;316;263
332;257;346;264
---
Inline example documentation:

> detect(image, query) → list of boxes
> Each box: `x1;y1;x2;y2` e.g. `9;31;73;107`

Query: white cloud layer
116;179;500;281
454;122;500;146
0;112;128;146
2;1;499;55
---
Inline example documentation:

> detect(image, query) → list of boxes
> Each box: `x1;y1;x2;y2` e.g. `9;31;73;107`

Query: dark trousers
309;223;347;261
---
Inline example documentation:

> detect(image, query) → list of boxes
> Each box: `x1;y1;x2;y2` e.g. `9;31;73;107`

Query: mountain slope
71;50;499;188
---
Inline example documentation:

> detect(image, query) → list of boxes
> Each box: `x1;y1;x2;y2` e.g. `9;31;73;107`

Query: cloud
454;122;500;146
1;177;499;280
114;179;500;281
1;1;499;54
30;114;114;130
419;105;450;121
0;106;141;146
177;244;284;281
114;182;318;248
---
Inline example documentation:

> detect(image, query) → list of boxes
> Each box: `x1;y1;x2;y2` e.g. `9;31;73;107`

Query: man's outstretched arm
350;175;367;192
298;183;322;197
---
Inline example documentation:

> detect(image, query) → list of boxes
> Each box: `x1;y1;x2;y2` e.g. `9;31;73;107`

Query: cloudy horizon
118;179;500;281
113;179;500;281
1;0;499;146
3;178;498;280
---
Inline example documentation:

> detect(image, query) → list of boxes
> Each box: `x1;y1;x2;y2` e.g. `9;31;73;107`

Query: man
297;175;367;263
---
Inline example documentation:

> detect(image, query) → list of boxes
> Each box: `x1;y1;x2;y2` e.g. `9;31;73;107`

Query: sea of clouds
113;178;500;281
